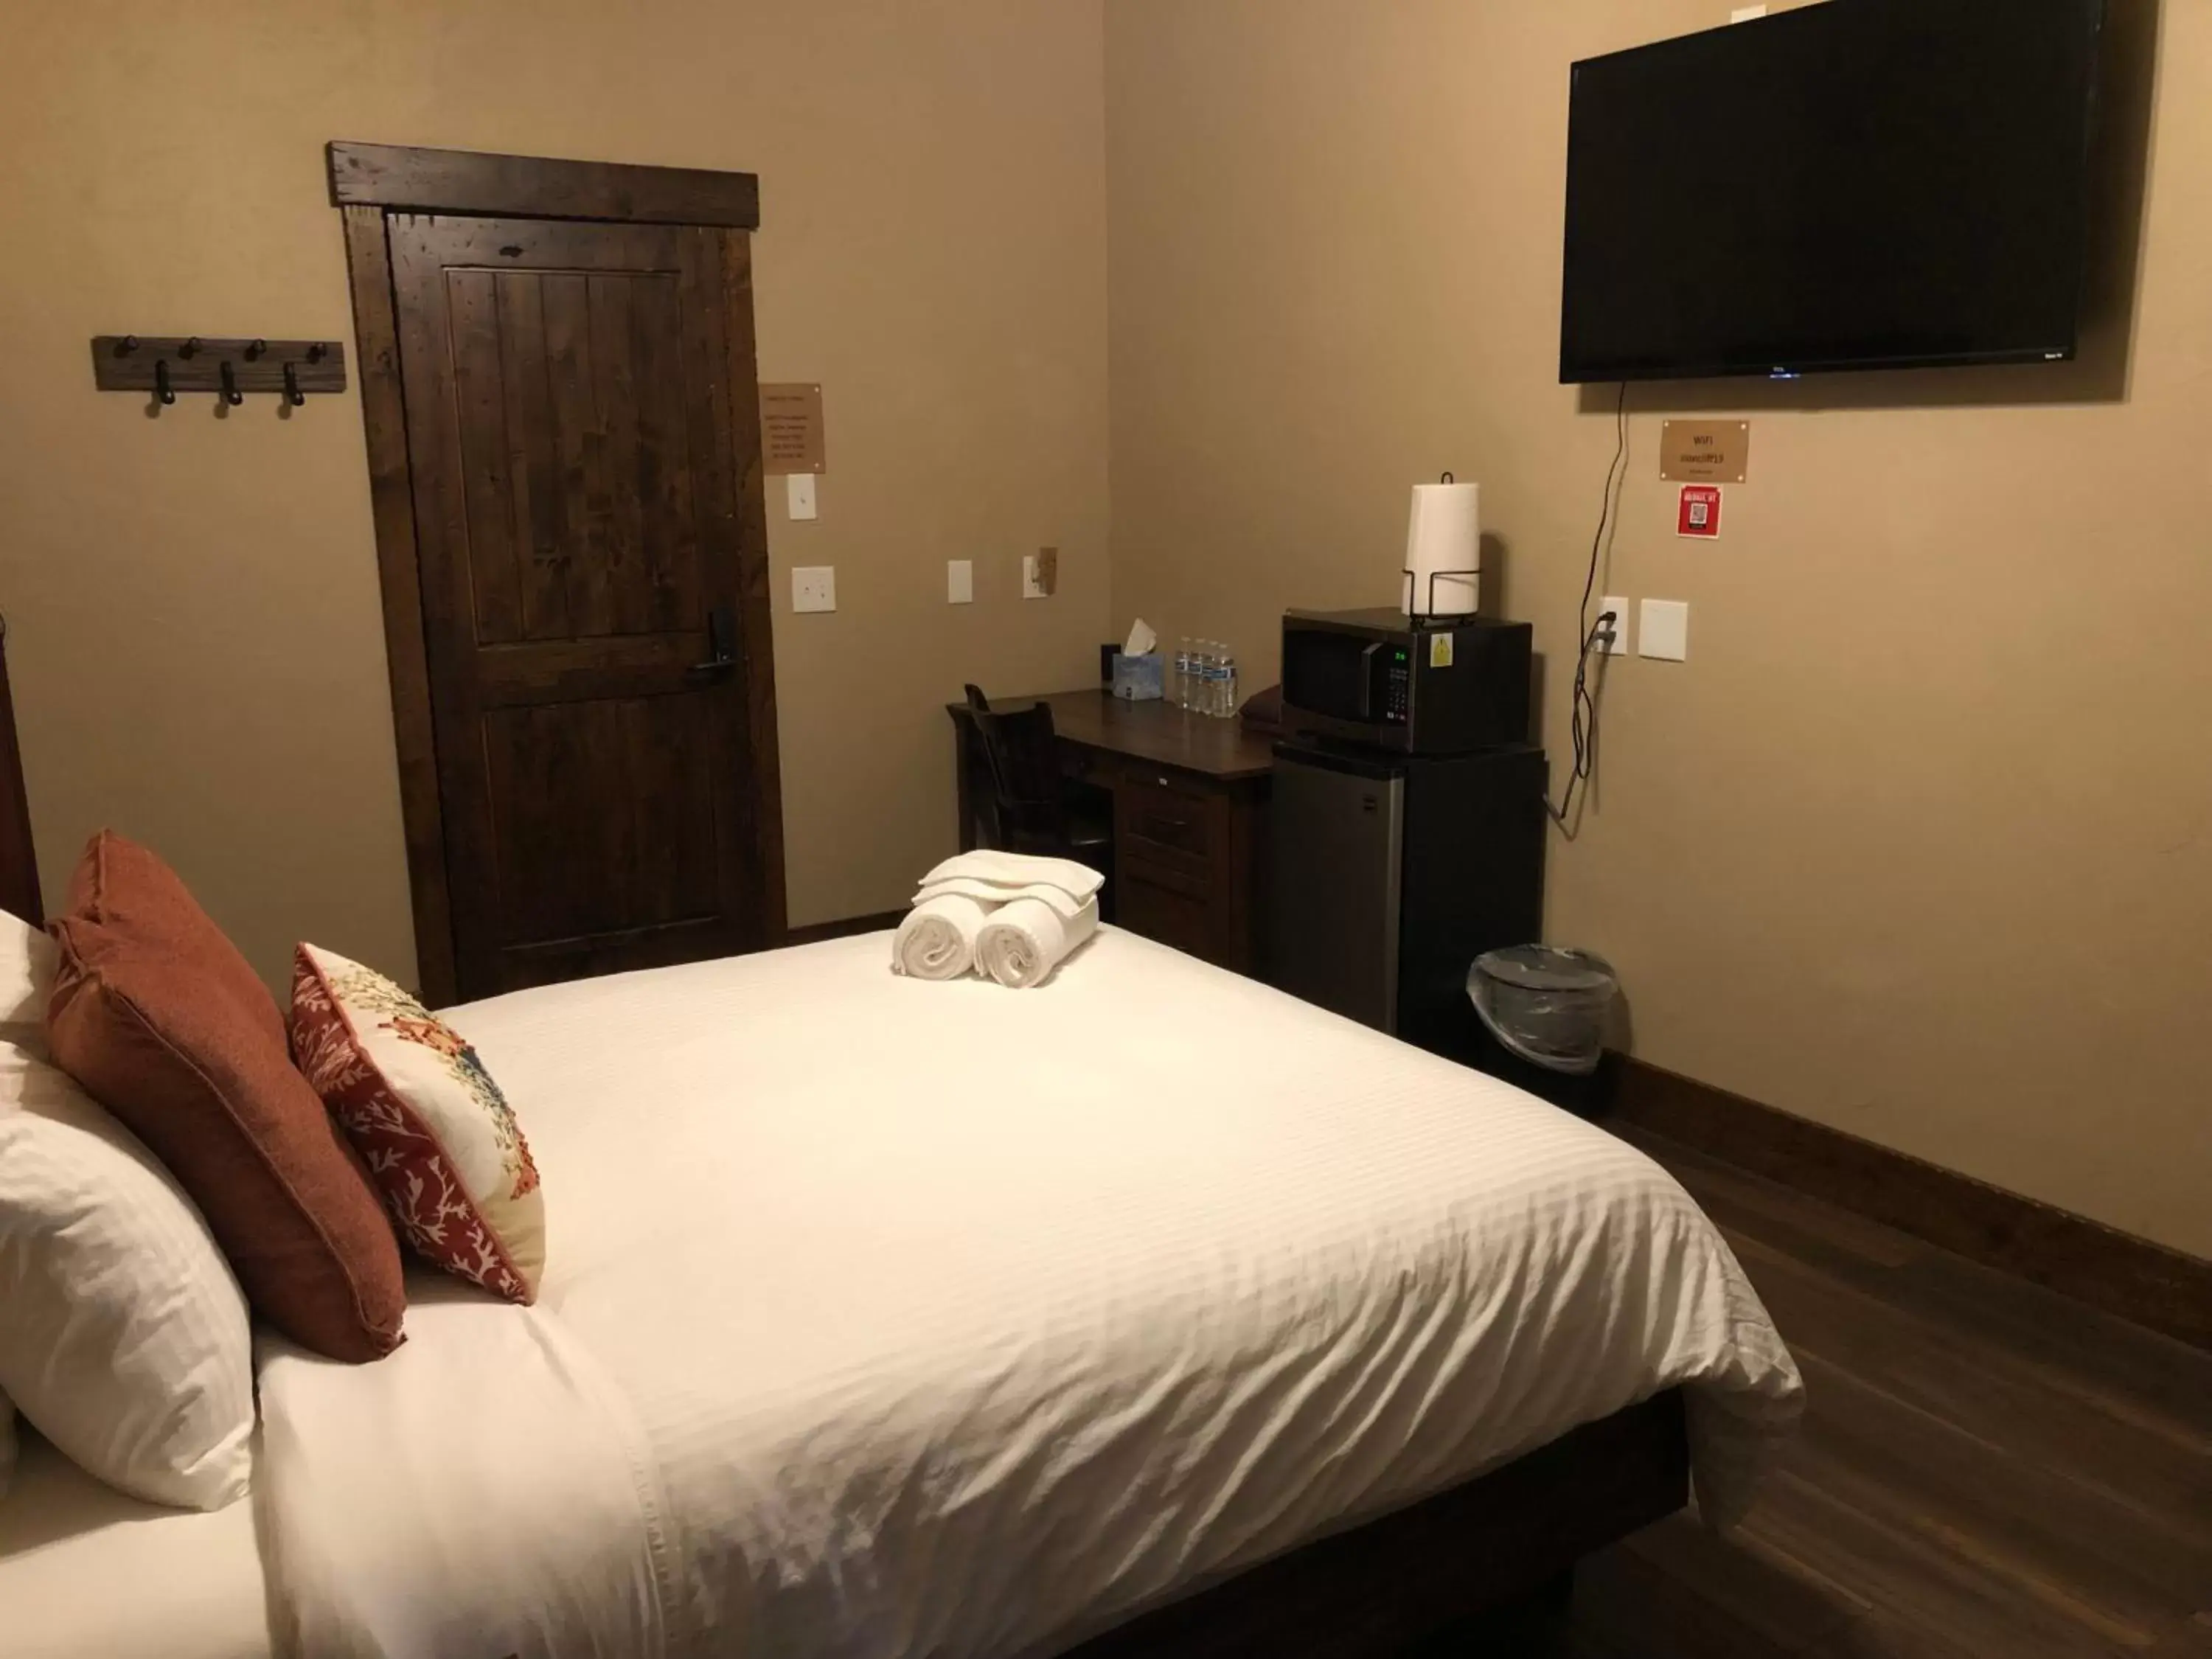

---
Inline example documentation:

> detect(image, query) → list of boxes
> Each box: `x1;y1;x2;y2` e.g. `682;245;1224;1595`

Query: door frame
330;142;784;1006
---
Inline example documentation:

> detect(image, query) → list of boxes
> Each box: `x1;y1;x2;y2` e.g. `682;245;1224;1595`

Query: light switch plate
791;566;836;613
947;560;973;605
1021;552;1050;600
786;473;818;521
1597;597;1630;655
1639;598;1689;661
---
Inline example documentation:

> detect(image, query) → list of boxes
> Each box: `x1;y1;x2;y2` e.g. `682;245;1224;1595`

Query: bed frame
0;619;39;925
0;630;1686;1654
1065;1390;1684;1656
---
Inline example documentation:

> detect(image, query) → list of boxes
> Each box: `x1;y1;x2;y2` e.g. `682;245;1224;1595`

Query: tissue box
1111;651;1164;702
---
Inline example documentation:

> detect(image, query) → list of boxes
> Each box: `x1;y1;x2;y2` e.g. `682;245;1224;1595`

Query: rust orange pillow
43;831;405;1363
291;944;543;1303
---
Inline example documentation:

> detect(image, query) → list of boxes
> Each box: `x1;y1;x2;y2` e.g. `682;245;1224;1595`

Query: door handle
689;604;738;673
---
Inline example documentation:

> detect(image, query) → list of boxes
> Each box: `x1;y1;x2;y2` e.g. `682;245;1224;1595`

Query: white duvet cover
259;928;1800;1659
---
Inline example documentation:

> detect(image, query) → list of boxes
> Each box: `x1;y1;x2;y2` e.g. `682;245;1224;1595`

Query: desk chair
961;686;1114;908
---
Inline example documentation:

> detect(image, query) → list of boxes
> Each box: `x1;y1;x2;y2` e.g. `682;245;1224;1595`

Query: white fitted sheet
0;1431;271;1659
260;927;1801;1658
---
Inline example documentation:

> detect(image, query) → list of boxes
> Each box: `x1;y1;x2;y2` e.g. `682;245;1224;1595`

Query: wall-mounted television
1559;0;2106;384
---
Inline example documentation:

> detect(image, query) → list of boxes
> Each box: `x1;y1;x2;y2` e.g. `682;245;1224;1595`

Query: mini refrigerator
1268;740;1546;1066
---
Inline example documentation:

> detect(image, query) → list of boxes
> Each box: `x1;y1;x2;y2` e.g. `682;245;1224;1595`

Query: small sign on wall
1660;420;1750;483
1677;484;1723;539
760;383;825;476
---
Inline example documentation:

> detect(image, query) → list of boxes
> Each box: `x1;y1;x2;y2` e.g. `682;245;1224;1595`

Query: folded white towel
918;851;1105;905
914;875;1090;921
891;893;995;980
974;895;1099;989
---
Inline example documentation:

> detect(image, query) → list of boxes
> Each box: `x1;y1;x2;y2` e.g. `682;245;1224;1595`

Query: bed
7;925;1799;1657
0;639;1800;1658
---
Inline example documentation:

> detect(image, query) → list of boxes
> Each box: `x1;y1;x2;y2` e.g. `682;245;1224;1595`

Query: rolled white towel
914;875;1090;921
974;895;1099;989
891;892;994;980
918;851;1105;906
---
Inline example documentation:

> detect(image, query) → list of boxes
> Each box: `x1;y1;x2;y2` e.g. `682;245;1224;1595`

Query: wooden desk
949;690;1275;973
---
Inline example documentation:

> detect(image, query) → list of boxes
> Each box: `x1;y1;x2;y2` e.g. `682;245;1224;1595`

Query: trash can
1465;945;1619;1115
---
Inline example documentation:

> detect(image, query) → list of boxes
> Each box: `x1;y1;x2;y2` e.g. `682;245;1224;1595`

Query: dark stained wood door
386;213;780;998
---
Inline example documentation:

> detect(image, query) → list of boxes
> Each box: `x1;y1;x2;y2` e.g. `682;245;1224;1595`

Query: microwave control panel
1385;650;1411;723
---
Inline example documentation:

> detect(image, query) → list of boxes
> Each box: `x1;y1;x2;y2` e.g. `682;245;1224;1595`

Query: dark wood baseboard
782;909;904;947
1612;1057;2211;1353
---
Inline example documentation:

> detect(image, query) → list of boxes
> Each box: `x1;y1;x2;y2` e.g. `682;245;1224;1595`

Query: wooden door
378;210;780;998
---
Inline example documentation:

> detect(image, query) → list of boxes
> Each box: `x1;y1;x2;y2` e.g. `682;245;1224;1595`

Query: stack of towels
891;852;1103;989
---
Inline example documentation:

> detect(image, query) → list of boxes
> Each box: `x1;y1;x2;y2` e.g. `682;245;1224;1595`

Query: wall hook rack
91;335;347;403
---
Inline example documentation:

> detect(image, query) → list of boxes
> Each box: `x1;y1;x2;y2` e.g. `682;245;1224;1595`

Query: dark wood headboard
0;618;42;923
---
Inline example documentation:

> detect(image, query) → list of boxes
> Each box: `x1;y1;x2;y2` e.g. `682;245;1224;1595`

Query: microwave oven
1280;608;1532;754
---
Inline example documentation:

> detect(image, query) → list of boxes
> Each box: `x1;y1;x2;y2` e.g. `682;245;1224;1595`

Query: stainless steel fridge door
1268;749;1404;1032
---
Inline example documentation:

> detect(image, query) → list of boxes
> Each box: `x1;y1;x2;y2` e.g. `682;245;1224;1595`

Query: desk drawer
1117;773;1221;881
1119;860;1219;959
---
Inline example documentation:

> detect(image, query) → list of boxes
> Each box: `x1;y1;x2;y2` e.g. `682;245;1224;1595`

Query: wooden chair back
962;685;1069;852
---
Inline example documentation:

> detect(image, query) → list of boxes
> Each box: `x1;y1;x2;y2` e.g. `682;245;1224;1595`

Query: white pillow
0;908;55;1055
0;1043;255;1509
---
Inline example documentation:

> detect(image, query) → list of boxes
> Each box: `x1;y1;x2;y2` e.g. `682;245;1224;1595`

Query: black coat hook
153;359;175;405
219;361;242;406
282;362;304;407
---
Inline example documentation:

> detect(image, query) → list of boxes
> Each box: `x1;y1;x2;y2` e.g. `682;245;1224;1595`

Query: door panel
389;213;776;998
490;268;568;642
445;268;524;644
627;272;703;636
447;265;700;645
481;698;720;944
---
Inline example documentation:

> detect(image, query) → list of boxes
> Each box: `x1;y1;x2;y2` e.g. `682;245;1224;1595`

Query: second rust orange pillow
43;831;404;1363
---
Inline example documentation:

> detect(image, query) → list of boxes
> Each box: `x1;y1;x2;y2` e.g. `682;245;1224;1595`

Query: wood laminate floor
1445;1127;2212;1658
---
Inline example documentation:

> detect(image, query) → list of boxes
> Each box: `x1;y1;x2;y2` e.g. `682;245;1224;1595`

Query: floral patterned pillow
289;945;543;1304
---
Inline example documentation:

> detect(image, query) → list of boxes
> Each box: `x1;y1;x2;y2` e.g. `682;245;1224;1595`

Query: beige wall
9;1;2206;1253
0;0;1109;986
1105;0;2212;1254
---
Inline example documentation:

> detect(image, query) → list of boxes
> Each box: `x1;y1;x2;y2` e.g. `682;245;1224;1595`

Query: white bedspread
259;928;1800;1659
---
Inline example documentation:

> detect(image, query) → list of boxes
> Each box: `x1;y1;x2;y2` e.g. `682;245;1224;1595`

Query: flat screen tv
1559;0;2105;383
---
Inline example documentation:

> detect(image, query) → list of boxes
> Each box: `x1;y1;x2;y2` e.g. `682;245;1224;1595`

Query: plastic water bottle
1174;637;1192;709
1221;650;1238;717
1208;641;1229;717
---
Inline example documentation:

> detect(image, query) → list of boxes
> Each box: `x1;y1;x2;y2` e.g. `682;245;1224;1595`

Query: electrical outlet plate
947;560;973;605
791;566;835;613
1597;597;1630;655
786;473;818;521
1022;552;1050;600
1639;598;1688;661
